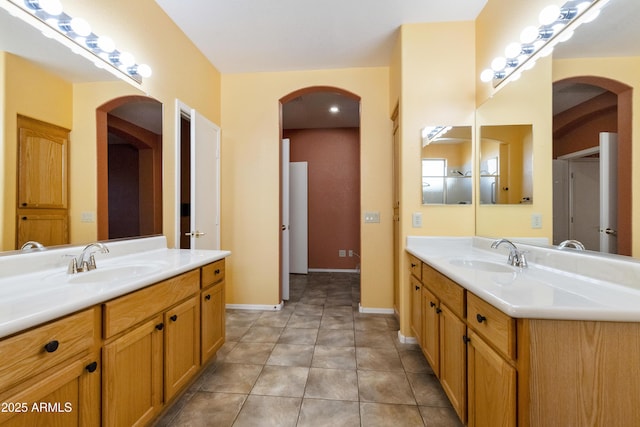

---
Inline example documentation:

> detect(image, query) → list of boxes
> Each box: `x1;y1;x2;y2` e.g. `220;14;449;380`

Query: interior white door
281;139;290;300
190;110;220;250
289;162;308;274
599;132;618;253
569;159;600;250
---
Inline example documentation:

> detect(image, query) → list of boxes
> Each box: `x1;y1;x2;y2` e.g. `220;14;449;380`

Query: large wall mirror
421;125;472;205
479;124;533;205
1;5;162;253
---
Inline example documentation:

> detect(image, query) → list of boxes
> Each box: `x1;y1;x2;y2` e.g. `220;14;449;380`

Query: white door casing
599;132;618;253
281;139;290;300
289;162;308;274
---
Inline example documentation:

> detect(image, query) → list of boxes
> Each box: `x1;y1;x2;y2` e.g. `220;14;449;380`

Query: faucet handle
68;258;79;274
87;255;97;271
514;250;528;268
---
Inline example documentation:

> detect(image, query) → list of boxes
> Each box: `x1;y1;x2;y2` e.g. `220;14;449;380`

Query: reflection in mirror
480;125;533;205
421;126;472;205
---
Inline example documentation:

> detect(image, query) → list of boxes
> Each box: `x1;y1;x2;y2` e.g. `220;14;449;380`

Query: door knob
185;231;206;238
281;225;288;231
603;228;617;236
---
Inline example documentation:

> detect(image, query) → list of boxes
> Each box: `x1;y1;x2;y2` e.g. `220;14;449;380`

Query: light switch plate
412;212;423;228
364;211;380;223
80;212;95;223
531;213;542;229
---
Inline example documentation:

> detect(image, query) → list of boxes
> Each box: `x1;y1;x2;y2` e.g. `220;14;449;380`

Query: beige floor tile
311;345;356;369
356;347;405;371
407;372;452;407
279;327;319;344
418;405;464;426
360;402;424;427
304;368;359;401
267;343;315;367
167;392;246;427
233;395;302;427
400;349;434;374
240;326;283;343
287;313;322;329
355;329;396;348
199;362;263;394
298;399;360;427
225;342;275;364
316;328;355;347
358;370;417;405
251;365;309;397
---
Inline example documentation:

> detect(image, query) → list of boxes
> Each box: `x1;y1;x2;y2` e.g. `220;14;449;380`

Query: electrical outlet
80;212;95;223
531;213;542;229
348;250;353;257
364;211;380;223
338;249;346;257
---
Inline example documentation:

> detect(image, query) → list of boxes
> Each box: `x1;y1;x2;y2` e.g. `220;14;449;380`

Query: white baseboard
226;301;283;311
307;268;360;273
397;330;418;344
358;303;395;314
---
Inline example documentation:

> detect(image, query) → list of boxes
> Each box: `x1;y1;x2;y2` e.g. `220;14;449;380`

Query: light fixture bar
481;0;610;90
2;0;151;86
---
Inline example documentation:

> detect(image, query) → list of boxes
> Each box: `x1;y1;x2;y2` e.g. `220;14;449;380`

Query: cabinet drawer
103;269;200;338
408;255;422;280
467;292;516;360
202;259;225;289
0;307;97;392
422;264;465;319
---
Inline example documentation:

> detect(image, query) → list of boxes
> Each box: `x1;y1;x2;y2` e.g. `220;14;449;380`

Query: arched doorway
552;76;632;255
96;96;163;240
279;86;362;301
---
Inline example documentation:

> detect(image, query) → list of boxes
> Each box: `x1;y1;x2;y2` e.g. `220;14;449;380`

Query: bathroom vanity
0;236;230;426
407;236;640;427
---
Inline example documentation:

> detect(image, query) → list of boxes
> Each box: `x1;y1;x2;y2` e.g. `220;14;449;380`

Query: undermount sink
46;263;163;285
449;258;516;273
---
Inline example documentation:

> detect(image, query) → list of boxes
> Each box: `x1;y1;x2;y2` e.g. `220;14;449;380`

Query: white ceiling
154;0;488;74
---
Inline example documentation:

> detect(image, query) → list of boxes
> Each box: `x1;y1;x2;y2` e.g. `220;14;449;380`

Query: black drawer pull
170;314;178;322
215;269;221;275
411;263;416;268
44;340;59;353
155;323;164;331
429;301;436;308
435;308;442;314
205;294;211;301
415;285;420;291
86;361;98;373
476;314;487;323
463;335;471;344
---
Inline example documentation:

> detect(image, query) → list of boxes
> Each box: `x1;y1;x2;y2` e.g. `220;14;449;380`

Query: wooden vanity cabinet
201;260;226;362
0;307;101;426
421;263;467;422
409;255;423;347
101;270;200;426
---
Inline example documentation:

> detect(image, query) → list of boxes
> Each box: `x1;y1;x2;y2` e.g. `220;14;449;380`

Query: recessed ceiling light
329;106;340;114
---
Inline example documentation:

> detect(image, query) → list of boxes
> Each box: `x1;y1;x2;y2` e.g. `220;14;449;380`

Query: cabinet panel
468;330;516;427
421;286;440;374
165;297;200;401
201;281;225;362
408;255;422;280
17;116;69;209
103;316;163;427
423;264;465;318
410;275;422;345
103;270;199;338
439;304;467;423
0;308;96;392
467;292;516;359
201;259;225;288
0;354;100;427
16;210;68;248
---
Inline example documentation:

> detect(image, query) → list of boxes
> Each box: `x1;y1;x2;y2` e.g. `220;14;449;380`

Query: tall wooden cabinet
16;115;70;248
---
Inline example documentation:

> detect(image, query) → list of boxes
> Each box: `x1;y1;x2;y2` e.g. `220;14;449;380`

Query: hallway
155;273;461;426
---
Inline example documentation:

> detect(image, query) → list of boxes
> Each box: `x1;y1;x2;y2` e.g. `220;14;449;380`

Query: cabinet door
439;304;467;423
201;281;225;362
0;355;100;427
467;330;516;427
103;316;163;427
421;286;440;374
165;297;200;401
16;211;68;248
410;276;422;345
17;116;69;209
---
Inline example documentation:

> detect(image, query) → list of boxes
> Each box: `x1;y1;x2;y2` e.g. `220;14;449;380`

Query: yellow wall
1;53;73;250
221;67;393;308
553;56;640;256
395;21;476;337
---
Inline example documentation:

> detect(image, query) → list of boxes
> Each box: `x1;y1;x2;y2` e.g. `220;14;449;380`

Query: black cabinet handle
429;301;436;308
44;340;59;353
170;314;178;322
411;263;416;268
435;308;442;314
22;216;27;221
215;269;221;275
205;294;211;301
155;323;164;331
463;335;471;344
21;202;27;207
476;314;487;323
415;285;420;291
86;361;98;373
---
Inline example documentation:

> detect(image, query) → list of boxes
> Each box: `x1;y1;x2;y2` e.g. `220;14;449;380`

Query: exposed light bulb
539;5;560;25
119;52;135;67
97;36;115;53
137;64;152;78
39;0;62;15
491;56;507;71
70;17;91;36
504;42;522;59
480;69;495;83
520;26;539;44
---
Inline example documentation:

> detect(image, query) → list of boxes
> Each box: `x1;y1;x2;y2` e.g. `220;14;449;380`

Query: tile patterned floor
154;272;463;426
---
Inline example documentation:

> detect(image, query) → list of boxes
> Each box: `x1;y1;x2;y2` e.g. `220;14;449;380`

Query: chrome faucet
491;238;527;268
20;241;45;251
558;239;585;250
68;242;110;274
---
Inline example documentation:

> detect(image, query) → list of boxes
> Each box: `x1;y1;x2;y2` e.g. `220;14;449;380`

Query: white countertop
0;236;230;339
406;236;640;322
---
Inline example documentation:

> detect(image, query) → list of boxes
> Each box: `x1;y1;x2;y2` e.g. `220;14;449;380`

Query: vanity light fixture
3;0;152;84
480;0;610;89
421;125;452;147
